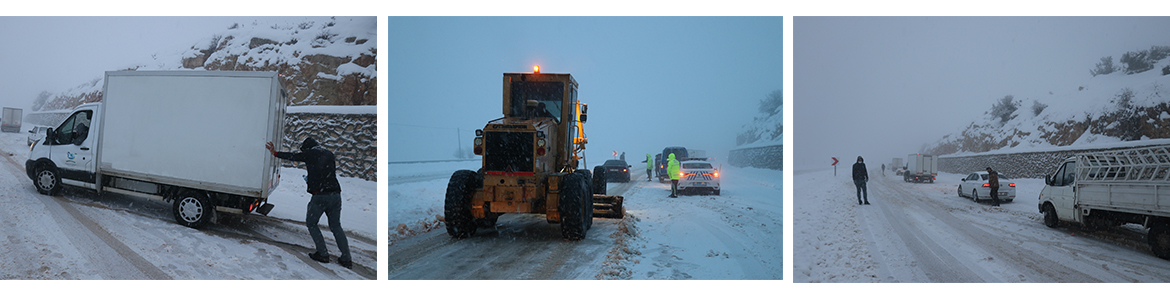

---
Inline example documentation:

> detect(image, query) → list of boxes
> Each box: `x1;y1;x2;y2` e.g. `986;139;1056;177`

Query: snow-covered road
388;162;783;279
795;167;1170;282
0;129;375;279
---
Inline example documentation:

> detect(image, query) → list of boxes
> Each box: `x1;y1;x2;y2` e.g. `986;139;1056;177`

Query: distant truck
903;153;937;183
1;107;21;132
26;71;287;228
1038;145;1170;258
891;157;903;175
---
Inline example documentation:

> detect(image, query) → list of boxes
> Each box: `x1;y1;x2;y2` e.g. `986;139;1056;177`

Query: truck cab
28;103;101;192
1038;157;1077;226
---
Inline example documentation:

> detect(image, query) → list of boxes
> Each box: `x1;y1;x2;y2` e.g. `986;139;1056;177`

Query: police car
677;160;720;195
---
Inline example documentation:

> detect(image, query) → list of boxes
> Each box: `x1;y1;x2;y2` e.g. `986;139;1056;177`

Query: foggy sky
0;17;324;112
387;17;782;166
794;17;1170;171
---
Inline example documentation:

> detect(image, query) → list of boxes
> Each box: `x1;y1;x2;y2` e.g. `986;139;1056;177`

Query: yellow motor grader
444;67;624;241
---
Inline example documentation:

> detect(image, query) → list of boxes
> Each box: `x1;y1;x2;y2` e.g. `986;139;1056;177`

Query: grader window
510;81;564;122
484;131;535;173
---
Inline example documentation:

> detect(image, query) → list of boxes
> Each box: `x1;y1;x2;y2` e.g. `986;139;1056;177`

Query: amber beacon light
533;65;540;73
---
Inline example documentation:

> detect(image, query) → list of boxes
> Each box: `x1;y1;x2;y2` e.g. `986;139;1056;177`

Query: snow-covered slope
736;90;783;149
35;17;376;111
926;48;1170;155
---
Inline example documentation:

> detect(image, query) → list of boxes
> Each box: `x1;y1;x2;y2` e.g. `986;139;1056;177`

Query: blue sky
387;17;782;165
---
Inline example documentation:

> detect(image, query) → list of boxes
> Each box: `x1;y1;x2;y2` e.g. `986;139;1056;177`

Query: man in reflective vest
642;154;653;182
668;153;681;198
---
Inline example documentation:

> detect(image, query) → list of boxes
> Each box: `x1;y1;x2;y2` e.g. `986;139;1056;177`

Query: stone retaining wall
280;112;376;181
939;145;1154;179
729;144;783;170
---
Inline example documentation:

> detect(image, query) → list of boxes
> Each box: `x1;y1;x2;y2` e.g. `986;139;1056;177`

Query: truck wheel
34;165;62;196
592;166;607;195
1042;203;1059;228
559;173;587;241
1149;223;1170;259
444;170;480;238
173;191;214;228
714;190;721;196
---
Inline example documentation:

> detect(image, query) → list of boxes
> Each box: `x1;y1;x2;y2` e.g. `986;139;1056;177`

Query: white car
27;126;49;146
677;161;720;195
958;171;1016;202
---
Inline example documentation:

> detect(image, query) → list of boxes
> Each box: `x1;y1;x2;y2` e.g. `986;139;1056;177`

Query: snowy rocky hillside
33;16;376;112
735;89;783;148
926;46;1170;155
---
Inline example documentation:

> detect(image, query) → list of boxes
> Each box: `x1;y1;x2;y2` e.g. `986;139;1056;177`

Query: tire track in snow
1;146;169;279
870;175;1100;282
860;178;984;282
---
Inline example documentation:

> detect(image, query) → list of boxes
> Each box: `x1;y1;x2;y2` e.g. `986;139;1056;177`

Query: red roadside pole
831;157;839;176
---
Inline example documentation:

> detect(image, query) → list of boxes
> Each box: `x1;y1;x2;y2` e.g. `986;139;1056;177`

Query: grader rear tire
444;170;480;238
592;166;607;195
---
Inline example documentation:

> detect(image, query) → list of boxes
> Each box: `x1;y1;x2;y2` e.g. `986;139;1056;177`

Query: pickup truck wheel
559;173;587;241
1042;204;1059;228
1149;223;1170;259
173;192;213;228
34;165;61;196
444;170;480;238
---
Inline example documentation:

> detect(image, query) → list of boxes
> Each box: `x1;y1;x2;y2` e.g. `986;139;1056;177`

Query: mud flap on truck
592;195;624;219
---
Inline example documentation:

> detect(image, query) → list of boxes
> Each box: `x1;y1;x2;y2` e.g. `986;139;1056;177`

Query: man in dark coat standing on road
266;137;352;269
987;167;1001;207
853;156;870;205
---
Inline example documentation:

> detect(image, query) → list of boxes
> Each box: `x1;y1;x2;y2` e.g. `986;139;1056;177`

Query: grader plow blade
592;195;624;218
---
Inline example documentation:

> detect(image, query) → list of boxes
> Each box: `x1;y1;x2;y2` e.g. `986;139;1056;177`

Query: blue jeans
854;180;868;203
307;192;351;262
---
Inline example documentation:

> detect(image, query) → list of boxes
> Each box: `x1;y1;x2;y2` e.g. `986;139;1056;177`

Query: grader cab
444;67;624;241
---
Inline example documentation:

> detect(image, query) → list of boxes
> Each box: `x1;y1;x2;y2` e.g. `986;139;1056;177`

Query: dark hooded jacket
275;137;342;194
852;160;868;181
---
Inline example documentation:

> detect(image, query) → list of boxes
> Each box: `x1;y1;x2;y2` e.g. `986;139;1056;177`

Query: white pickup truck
1038;145;1170;258
26;71;287;228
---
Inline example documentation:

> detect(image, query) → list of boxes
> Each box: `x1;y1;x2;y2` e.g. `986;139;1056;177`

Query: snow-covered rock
35;17;375;111
926;47;1170;156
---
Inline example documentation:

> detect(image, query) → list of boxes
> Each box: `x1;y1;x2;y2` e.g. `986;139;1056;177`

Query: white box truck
1038;145;1170;258
891;157;904;175
26;71;287;228
903;153;937;183
1;107;22;132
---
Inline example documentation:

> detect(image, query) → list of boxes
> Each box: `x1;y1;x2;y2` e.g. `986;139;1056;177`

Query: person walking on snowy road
881;163;885;176
987;167;1001;207
668;153;681;198
853;156;870;205
266;137;353;269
